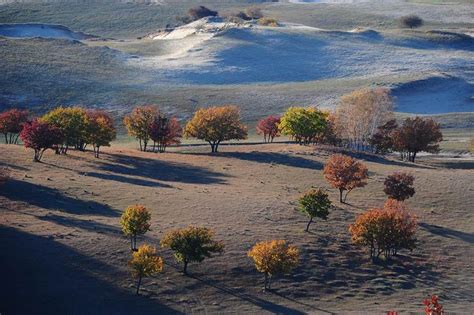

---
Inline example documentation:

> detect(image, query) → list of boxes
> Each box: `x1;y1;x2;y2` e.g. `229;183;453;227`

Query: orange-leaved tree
120;205;151;251
128;244;163;295
323;154;368;203
123;105;159;152
248;240;299;290
184;105;247;153
349;200;417;260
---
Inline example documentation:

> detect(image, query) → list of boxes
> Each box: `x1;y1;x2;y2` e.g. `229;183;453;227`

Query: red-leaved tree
423;295;444;315
384;172;415;201
256;115;280;143
20;119;64;162
149;116;182;153
323;154;369;203
0;109;29;144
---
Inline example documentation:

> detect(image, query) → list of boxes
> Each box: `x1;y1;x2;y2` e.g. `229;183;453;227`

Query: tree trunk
339;189;344;203
136;275;142;295
183;260;189;275
264;273;268;291
305;217;313;232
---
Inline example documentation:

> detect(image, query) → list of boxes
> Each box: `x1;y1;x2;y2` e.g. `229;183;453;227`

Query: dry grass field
1;142;472;314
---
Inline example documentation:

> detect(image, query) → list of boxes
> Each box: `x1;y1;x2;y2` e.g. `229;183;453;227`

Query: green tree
297;188;331;232
160;226;224;275
120;205;151;251
129;244;163;295
279;107;328;145
41;106;89;154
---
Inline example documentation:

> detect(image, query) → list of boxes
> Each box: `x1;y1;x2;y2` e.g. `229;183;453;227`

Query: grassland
1;142;473;313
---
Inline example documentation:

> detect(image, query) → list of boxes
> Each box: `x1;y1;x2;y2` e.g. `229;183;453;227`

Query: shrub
257;17;279;27
423;295;444;315
384;172;415;201
393;117;442;162
123;105;159;152
41;106;89;154
279;107;328;145
184;105;247;153
400;15;423;29
129;244;163;295
297;188;331;232
256;115;280;143
245;6;263;20
323;154;368;203
349;202;417;260
0;109;29;144
20;119;64;162
120;205;151;251
248;240;299;290
187;6;218;21
160;226;224;275
149;116;182;153
85;110;116;158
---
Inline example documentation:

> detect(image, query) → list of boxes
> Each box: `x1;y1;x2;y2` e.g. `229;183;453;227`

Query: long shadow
329;149;434;169
179;151;323;170
419;222;474;244
0;226;182;315
38;214;122;236
1;179;118;217
85;172;174;188
189;274;308;315
94;152;228;185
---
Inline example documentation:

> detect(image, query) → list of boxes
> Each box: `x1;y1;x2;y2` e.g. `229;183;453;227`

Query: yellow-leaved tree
184;105;247;153
120;205;151;251
128;244;163;295
248;240;299;290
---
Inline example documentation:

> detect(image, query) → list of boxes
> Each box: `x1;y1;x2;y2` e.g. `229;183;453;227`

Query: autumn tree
369;119;398;154
384;172;415;201
245;6;263;19
85;110;116;158
334;88;394;151
423;295;444;315
400;15;423;29
256;115;280;143
160;226;224;275
19;119;64;162
0;109;29;144
129;244;163;295
188;6;218;21
323;154;369;203
393;117;442;162
149;116;182;153
279;107;328;145
120;205;151;251
123;105;159;152
184;105;247;153
349;201;417;260
41;106;89;154
297;188;331;232
248;240;299;291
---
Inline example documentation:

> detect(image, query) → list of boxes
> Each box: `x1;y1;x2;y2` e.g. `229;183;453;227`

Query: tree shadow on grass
419;222;474;244
0;226;182;315
37;214;122;236
179;151;323;170
1;179;118;217
94;152;228;185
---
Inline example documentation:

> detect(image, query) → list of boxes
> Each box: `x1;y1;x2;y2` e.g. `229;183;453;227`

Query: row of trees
0;107;117;161
2;88;443;163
